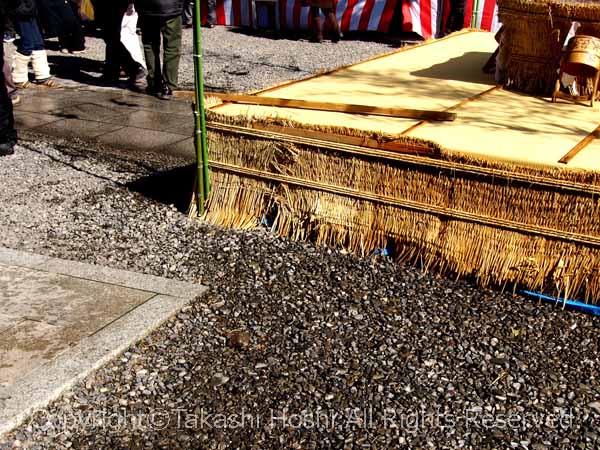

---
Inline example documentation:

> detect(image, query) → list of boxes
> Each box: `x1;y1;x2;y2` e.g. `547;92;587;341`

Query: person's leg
182;0;194;26
159;15;182;95
207;0;217;26
4;55;17;100
323;8;341;42
50;0;86;52
4;16;16;42
310;7;323;43
12;18;45;86
0;16;17;155
16;18;58;86
140;16;163;92
101;4;128;81
15;17;45;56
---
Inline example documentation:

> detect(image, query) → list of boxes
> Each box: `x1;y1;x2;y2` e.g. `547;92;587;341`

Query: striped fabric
401;0;448;39
212;0;398;32
401;0;500;39
213;0;254;26
463;0;501;32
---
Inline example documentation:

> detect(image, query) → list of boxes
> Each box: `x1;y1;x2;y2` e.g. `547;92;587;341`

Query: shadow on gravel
126;164;196;213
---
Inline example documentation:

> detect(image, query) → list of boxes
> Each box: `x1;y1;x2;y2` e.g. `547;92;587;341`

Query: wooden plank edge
559;124;600;165
210;93;456;121
252;123;439;157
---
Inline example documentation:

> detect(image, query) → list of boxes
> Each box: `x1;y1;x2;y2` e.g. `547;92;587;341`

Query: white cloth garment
121;8;146;69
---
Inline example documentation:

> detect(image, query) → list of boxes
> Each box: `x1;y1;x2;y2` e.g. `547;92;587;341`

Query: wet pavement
0;247;206;438
14;87;195;160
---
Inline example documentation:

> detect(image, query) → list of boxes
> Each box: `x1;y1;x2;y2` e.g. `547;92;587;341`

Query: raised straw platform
196;30;600;304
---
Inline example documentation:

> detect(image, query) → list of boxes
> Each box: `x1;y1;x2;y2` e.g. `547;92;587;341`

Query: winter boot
313;16;323;43
12;52;31;87
31;50;59;87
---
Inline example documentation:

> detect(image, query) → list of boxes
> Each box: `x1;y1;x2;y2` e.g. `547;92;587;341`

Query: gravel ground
5;26;400;92
0;133;599;449
1;27;599;450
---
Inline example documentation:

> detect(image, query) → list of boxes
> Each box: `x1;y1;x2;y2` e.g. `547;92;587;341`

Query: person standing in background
0;1;18;156
91;0;147;90
308;0;341;43
9;0;60;88
181;0;193;27
36;0;86;53
3;55;20;105
135;0;183;100
182;0;216;28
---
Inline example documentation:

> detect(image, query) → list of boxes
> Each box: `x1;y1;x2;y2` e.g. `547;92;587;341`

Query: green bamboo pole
192;0;210;215
471;0;481;29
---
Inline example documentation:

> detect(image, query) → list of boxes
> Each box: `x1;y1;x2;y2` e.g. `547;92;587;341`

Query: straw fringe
197;115;600;303
498;0;571;95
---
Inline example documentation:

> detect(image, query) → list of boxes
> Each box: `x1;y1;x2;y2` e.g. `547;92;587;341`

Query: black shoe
0;141;15;156
146;80;161;95
203;22;215;28
129;67;148;92
98;73;119;86
157;85;173;100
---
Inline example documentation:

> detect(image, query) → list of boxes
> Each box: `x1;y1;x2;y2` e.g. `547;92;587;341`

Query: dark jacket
7;0;37;18
134;0;183;17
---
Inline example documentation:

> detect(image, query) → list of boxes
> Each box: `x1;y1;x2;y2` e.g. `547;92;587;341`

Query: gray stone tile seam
0;248;204;299
15;265;192;298
25;116;127;138
14;114;65;130
97;123;192;141
87;293;160;338
0;318;28;337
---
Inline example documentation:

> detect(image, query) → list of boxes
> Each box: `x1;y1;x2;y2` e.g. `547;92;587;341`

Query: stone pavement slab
14;87;195;160
0;247;207;438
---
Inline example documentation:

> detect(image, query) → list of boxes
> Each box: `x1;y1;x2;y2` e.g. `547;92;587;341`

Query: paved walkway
14;86;196;160
0;247;206;438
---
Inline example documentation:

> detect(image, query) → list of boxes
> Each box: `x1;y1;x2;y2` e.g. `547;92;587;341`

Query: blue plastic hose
520;290;600;316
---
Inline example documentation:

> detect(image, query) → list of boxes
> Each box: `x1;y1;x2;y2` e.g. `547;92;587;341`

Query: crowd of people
0;0;346;156
0;0;205;157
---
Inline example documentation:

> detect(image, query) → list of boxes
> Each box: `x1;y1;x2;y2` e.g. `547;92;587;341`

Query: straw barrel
554;0;600;24
563;35;600;78
497;0;571;95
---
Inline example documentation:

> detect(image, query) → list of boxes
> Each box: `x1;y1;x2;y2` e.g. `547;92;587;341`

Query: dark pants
0;16;18;147
140;15;182;90
37;0;85;51
3;55;16;99
92;0;141;79
182;0;193;24
446;0;465;33
15;17;45;56
183;0;216;25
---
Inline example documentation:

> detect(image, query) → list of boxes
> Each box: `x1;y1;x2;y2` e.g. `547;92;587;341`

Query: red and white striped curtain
401;0;501;39
281;0;398;32
211;0;398;32
208;0;500;36
463;0;500;32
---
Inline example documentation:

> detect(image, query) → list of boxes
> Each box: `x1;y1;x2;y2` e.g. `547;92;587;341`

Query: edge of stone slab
0;247;205;299
0;292;205;440
0;247;51;269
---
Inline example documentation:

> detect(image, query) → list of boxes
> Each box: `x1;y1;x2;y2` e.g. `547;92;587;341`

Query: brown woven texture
498;1;570;94
196;111;600;304
497;0;600;94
